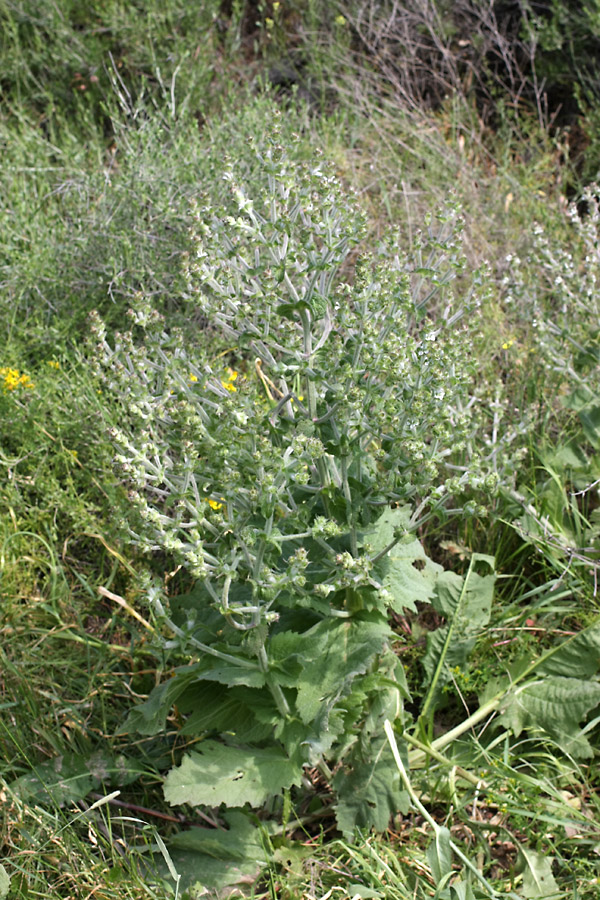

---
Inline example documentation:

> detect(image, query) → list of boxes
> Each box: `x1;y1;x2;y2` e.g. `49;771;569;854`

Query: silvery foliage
88;119;501;830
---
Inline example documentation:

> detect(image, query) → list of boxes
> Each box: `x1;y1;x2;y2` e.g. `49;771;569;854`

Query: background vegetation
2;1;600;898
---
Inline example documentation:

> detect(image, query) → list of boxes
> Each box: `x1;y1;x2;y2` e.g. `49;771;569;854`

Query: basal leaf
192;666;266;688
422;627;476;689
9;751;144;805
537;619;600;679
168;810;262;861
332;740;409;836
519;847;559;898
449;880;477;900
0;865;10;900
500;676;600;758
153;810;267;894
433;567;495;630
283;618;391;724
426;825;453;885
421;558;495;713
120;663;206;735
179;684;277;743
164;742;301;808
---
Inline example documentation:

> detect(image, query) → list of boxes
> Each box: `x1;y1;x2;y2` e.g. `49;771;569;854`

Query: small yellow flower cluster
221;368;238;392
502;339;515;350
1;367;35;392
47;360;61;370
208;499;224;510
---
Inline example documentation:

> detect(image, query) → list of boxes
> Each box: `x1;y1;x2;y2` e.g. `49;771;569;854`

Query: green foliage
5;1;600;897
0;0;223;127
499;676;600;759
518;846;560;898
420;554;496;722
164;743;302;808
154;810;270;894
502;189;600;594
0;867;9;900
92;119;500;836
9;751;144;805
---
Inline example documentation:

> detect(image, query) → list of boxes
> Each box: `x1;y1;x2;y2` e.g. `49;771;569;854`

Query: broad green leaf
153;810;267;893
164;742;301;808
500;676;600;758
537;619;600;679
449;880;477;900
380;540;443;613
294;619;390;723
579;403;600;449
9;752;144;805
270;617;390;725
0;865;9;900
362;505;413;554
120;663;206;735
427;826;453;885
421;557;495;715
191;665;266;688
169;810;261;860
519;847;559;898
422;627;476;687
364;504;444;611
179;684;277;743
333;740;409;836
433;565;495;629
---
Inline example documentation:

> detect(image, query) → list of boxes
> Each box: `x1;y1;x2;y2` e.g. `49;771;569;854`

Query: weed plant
3;1;600;898
86;115;508;850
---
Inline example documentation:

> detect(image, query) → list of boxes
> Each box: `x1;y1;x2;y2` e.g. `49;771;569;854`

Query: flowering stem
258;645;290;717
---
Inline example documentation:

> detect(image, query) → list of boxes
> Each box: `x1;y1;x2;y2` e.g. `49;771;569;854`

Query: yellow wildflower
47;360;61;370
0;367;35;392
208;499;224;510
189;373;198;383
221;368;238;392
502;339;514;350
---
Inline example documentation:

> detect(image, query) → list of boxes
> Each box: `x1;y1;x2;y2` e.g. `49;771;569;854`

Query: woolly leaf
178;684;277;743
153;810;267;893
10;752;144;805
120;663;207;735
537;619;600;679
333;740;409;836
0;866;10;900
519;847;559;898
164;742;301;808
426;826;453;885
421;557;495;709
362;505;413;554
500;676;600;758
280;617;391;724
380;539;443;613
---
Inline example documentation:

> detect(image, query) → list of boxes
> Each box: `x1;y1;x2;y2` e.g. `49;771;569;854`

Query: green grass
2;1;600;898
